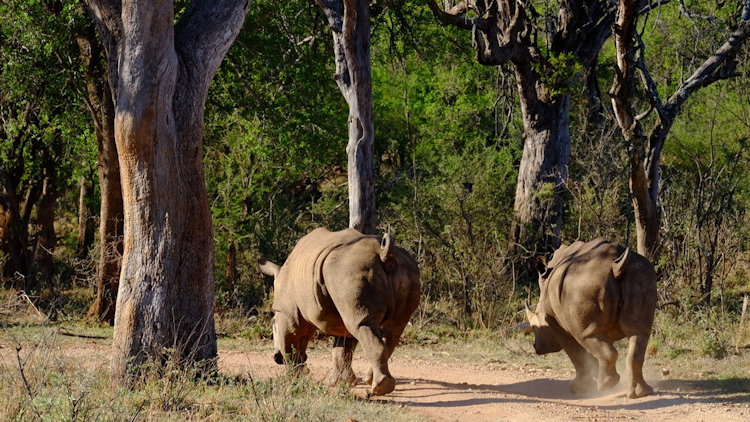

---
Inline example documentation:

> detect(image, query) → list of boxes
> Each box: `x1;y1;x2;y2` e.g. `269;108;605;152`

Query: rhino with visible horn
521;238;657;398
258;227;420;396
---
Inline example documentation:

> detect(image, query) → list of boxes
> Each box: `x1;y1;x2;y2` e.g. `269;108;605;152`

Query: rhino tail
380;231;396;271
613;248;631;280
258;258;280;277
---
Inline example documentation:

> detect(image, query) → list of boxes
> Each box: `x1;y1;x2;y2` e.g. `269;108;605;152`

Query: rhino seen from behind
258;227;420;396
522;238;657;398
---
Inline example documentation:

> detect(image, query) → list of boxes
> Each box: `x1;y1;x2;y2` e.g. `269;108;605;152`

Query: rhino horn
613;247;631;280
514;321;533;335
524;298;537;327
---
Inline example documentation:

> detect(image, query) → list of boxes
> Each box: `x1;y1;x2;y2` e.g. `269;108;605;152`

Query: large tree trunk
318;0;376;234
76;11;124;325
509;63;571;255
84;0;249;383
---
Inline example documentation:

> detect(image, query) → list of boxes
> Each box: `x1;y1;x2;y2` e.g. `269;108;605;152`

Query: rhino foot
570;376;596;395
370;374;396;396
627;382;653;399
597;372;620;391
327;368;357;386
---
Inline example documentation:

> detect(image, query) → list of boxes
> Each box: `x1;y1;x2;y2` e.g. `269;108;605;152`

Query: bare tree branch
427;0;488;31
665;19;750;115
175;0;251;82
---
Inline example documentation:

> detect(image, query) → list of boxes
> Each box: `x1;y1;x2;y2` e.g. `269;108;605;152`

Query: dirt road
220;345;750;421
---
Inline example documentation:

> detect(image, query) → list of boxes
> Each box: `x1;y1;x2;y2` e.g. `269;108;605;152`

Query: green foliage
0;0;746;329
531;52;584;98
204;0;348;309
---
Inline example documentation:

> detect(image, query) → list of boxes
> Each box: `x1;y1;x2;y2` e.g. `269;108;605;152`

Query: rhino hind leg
581;336;620;391
626;334;653;398
328;336;358;386
352;323;395;396
363;323;408;388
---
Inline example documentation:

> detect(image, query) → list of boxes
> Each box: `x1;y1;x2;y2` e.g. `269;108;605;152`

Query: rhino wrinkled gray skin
258;228;420;396
523;239;657;399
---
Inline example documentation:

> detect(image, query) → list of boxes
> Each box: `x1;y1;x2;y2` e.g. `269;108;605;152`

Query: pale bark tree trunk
317;0;376;234
84;0;249;382
611;0;750;260
75;11;124;325
510;62;572;253
429;0;613;254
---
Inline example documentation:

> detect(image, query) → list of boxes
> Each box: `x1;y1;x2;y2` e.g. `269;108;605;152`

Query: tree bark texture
76;176;96;259
84;0;249;382
429;0;614;254
317;0;376;234
29;172;58;295
611;0;750;260
510;61;572;253
76;9;124;325
0;169;41;288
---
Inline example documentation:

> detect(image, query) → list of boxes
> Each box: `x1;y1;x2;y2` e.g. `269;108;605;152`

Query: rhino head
521;257;563;354
258;258;298;365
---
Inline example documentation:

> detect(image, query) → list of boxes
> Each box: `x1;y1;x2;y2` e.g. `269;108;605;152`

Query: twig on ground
58;327;108;340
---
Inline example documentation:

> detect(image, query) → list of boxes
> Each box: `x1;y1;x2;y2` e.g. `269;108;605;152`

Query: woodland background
1;0;748;333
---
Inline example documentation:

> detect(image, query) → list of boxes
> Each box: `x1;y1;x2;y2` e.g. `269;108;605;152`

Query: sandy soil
220;344;750;422
2;336;748;421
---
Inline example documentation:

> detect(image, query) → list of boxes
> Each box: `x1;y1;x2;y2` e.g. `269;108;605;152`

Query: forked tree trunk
85;0;248;383
429;0;613;255
509;63;571;254
611;0;750;261
318;0;376;234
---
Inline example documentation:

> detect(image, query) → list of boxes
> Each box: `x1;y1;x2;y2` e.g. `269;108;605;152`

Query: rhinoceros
258;227;420;396
522;238;657;398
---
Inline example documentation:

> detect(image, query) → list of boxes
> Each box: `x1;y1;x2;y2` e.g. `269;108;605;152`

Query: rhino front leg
328;336;358;386
353;323;395;396
581;336;620;391
626;334;653;398
556;333;597;394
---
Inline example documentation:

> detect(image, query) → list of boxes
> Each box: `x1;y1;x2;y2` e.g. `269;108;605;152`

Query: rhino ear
612;247;631;280
379;232;396;271
258;258;280;277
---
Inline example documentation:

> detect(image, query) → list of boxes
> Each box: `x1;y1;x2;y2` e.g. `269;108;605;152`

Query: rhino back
543;240;626;338
278;228;374;335
322;240;421;331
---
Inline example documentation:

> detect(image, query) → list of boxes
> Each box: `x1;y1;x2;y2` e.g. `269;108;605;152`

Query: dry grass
0;324;423;422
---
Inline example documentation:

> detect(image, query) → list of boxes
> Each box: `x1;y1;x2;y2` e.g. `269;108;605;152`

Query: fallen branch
19;292;48;322
58;327;108;340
